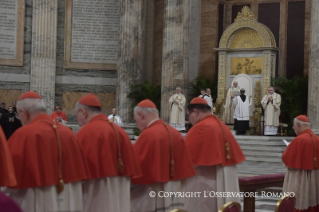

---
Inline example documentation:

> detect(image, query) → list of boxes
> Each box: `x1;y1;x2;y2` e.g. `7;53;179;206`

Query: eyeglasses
187;110;194;119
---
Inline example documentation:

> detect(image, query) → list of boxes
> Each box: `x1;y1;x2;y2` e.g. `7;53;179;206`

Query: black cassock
4;112;22;139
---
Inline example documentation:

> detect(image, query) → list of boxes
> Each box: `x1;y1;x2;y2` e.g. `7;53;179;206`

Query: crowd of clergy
0;89;318;212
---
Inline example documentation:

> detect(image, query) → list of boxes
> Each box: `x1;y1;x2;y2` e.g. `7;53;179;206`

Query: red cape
50;111;67;121
76;114;142;179
185;114;245;166
8;114;89;189
0;126;16;187
132;119;196;184
282;129;319;170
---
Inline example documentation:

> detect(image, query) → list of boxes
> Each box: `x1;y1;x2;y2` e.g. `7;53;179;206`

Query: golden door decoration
231;57;263;75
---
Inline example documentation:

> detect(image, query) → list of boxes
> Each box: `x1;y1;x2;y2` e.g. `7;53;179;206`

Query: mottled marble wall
61;91;116;122
0;89;23;107
199;0;218;79
55;84;116;122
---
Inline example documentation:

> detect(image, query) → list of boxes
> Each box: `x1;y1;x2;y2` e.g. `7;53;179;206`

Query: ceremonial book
283;139;290;146
233;91;240;96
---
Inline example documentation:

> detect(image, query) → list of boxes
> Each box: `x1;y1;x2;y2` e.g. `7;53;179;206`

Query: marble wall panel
0;0;32;75
0;89;23;107
56;0;117;79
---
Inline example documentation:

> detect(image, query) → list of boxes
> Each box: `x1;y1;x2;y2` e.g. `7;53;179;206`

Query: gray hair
17;98;47;113
134;106;159;115
294;118;310;126
74;102;102;113
176;87;181;91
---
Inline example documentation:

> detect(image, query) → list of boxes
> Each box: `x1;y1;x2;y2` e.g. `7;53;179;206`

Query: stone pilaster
117;0;145;123
308;0;319;133
188;0;201;83
30;0;58;114
161;0;190;122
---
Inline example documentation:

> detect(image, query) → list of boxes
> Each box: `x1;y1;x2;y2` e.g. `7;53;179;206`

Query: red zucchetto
78;93;101;107
137;99;157;109
18;91;42;100
296;115;309;123
190;97;208;105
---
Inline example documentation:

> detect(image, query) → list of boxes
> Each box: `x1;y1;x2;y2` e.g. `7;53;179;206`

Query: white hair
294;118;310;126
134;106;159;115
176;87;181;91
17;98;47;113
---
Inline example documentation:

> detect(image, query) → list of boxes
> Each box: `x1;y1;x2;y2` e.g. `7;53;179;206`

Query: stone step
237;140;288;146
234;135;294;142
239;146;286;152
244;156;282;163
241;150;283;157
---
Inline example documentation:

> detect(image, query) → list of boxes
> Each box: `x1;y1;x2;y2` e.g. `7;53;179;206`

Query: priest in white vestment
169;87;186;131
199;89;213;111
233;89;250;135
261;86;281;135
108;108;122;126
206;88;214;113
224;81;240;124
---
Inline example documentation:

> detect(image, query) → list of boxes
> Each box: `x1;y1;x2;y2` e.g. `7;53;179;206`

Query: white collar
147;118;160;127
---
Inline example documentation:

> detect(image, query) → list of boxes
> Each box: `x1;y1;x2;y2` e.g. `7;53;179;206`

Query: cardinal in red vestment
5;91;89;212
75;93;142;212
282;115;319;212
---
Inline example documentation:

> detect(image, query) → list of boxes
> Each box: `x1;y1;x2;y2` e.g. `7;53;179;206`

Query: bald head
233;81;238;87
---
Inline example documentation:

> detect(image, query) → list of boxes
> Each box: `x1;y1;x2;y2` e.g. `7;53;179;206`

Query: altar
214;6;279;134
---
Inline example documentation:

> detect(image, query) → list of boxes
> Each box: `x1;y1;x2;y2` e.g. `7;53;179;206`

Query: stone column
308;0;319;134
188;0;201;83
30;0;58;114
117;0;145;123
278;0;288;77
161;0;190;122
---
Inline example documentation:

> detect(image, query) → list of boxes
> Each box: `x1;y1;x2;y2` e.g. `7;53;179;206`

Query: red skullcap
18;91;42;100
55;106;61;110
296;115;309;123
190;97;208;105
137;99;157;109
78;93;101;107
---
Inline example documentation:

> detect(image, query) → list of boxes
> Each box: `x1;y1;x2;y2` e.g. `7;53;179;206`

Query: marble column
117;0;145;123
161;0;190;122
308;0;319;134
188;0;201;83
30;0;58;114
278;0;288;77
